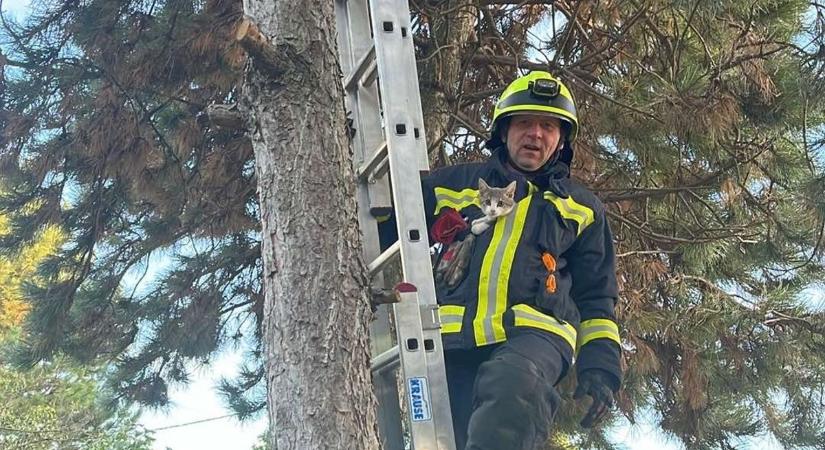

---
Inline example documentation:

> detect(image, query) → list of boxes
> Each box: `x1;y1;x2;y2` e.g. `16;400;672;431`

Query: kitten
471;178;517;235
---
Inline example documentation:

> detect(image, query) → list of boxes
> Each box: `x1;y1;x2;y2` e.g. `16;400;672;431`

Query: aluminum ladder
333;1;456;449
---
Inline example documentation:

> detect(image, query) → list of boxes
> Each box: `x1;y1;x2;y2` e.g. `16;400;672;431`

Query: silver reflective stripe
577;319;621;348
543;192;595;236
582;324;617;335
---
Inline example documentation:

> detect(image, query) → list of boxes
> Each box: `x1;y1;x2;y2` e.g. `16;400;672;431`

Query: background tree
0;344;155;450
1;0;824;448
0;208;153;450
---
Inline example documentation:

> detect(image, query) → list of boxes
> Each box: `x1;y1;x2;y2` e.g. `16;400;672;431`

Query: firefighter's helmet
490;71;579;144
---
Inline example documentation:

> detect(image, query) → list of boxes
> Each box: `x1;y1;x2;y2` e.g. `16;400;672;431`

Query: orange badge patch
545;274;557;294
541;252;557;272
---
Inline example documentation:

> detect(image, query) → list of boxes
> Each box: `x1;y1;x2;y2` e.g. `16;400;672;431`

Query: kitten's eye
485;199;491;206
498;200;504;207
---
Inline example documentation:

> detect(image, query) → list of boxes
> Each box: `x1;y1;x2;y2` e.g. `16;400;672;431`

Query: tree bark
240;1;380;449
418;1;477;167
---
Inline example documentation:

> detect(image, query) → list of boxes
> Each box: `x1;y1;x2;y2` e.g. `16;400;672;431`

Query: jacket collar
488;147;570;196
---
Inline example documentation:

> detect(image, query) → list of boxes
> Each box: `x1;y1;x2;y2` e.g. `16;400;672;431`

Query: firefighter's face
505;114;563;171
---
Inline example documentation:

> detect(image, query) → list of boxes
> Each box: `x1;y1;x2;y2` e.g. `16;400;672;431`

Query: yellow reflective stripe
442;322;462;334
474;211;507;345
527;182;539;195
543;192;595;236
495;197;530;340
439;305;465;334
434;187;479;215
440;305;465;315
512;304;578;351
474;195;532;346
577;318;621;349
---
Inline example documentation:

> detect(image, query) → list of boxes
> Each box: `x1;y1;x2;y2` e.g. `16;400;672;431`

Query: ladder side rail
334;1;404;448
369;1;456;449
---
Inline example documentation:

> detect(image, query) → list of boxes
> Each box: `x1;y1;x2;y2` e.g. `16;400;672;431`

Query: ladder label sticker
407;377;432;422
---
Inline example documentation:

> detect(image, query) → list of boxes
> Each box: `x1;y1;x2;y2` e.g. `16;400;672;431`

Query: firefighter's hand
434;234;475;289
574;369;615;428
444;234;474;287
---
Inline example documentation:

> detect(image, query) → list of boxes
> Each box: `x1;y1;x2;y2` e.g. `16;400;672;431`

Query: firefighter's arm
566;208;622;427
567;209;622;392
377;174;439;250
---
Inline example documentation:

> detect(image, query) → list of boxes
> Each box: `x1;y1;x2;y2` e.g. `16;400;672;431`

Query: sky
138;350;268;450
0;0;812;448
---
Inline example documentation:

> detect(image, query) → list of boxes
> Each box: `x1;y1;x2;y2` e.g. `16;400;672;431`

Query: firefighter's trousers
445;329;567;450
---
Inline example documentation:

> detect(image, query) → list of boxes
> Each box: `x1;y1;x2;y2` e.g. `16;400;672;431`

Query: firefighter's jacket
422;148;622;388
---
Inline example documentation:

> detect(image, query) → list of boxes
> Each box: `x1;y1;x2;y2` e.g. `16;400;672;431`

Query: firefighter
424;71;622;449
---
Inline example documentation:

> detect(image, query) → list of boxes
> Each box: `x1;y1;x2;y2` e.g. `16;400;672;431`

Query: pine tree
0;0;260;411
0;208;153;450
1;0;824;448
238;1;380;447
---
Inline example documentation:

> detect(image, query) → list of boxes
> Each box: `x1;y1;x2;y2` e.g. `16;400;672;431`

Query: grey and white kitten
471;179;517;235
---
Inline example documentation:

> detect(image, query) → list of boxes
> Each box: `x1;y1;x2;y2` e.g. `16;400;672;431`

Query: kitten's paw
471;222;489;235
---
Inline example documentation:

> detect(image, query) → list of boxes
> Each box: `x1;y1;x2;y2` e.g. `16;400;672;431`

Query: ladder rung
360;59;378;87
356;140;388;182
371;345;400;373
370;287;398;307
367;240;400;277
344;45;376;92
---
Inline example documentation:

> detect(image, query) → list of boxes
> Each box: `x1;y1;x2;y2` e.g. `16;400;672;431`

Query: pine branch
205;103;247;130
763;310;825;336
470;53;600;84
601;147;768;203
450;109;488;140
551;0;584;66
235;16;283;77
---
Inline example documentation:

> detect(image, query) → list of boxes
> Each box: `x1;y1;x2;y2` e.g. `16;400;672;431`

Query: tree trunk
240;1;380;449
419;2;477;167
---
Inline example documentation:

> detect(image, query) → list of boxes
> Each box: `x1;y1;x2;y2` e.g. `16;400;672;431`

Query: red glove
430;209;468;245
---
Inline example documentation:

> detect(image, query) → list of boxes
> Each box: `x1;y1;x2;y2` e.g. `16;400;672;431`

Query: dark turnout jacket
421;148;622;389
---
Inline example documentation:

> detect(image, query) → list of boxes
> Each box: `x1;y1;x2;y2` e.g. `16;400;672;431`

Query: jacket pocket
537;287;580;326
536;251;580;326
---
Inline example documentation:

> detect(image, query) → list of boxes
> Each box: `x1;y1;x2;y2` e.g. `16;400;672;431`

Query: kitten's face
478;179;517;218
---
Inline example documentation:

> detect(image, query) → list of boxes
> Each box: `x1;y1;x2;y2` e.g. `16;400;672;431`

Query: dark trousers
445;330;567;450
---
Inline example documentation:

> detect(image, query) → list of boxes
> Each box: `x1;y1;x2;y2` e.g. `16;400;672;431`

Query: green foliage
251;427;274;450
0;196;152;450
1;0;261;412
0;340;154;450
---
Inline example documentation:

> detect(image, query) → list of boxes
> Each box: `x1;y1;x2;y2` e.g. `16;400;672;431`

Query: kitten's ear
478;178;489;190
504;181;517;197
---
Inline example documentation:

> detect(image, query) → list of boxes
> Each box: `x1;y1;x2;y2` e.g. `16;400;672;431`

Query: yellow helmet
491;71;578;143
